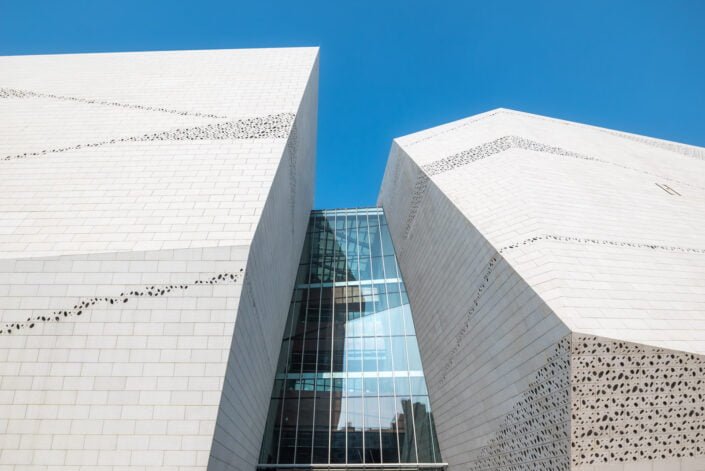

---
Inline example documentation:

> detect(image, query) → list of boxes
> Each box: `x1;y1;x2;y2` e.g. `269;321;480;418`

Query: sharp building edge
378;108;705;471
0;48;318;470
1;49;705;471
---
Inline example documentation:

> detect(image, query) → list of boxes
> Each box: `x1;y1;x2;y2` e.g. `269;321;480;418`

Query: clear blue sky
1;1;704;208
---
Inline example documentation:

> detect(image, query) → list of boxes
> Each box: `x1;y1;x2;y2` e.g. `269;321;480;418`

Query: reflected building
259;208;443;470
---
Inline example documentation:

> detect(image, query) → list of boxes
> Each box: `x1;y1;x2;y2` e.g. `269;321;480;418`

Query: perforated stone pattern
411;134;705;236
0;271;243;336
469;337;571;471
402;172;429;239
571;335;705;467
402;134;705;241
499;108;705;162
2;112;295;161
421;135;595;177
0;48;319;470
286;121;299;237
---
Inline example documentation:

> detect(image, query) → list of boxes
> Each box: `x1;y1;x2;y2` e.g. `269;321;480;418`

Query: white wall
379;109;705;470
0;47;318;471
208;55;319;471
379;143;570;470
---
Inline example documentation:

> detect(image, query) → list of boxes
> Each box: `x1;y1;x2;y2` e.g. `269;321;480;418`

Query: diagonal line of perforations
420;135;596;176
403;135;703;240
438;235;705;391
468;337;571;471
2;112;296;161
0;270;244;336
0;87;226;119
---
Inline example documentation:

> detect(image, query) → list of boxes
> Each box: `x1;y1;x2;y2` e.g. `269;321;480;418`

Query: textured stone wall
0;245;248;469
571;335;705;470
207;56;318;471
0;48;318;471
469;337;571;471
378;145;570;470
380;107;705;471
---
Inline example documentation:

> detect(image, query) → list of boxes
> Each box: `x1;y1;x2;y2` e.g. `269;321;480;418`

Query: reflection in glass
258;208;442;468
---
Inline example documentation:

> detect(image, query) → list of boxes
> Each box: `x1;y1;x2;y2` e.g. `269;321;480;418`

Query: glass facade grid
259;208;443;470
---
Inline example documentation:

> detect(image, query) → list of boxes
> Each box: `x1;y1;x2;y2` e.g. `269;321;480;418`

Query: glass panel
258;209;441;466
378;376;395;397
295;397;314;464
387;306;406;336
258;398;281;463
330;391;346;463
346;396;364;463
397;395;417;463
409;376;428;396
369;216;383;258
395;375;411;396
372;256;385;280
406;336;423;372
364;397;382;463
384;255;398;279
363;376;378;396
413;395;436;463
379;396;400;462
278;395;298;463
313;392;331;463
380;222;395;257
391;336;409;372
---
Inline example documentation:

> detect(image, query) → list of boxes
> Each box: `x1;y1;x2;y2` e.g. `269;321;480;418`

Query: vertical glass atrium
258;208;443;470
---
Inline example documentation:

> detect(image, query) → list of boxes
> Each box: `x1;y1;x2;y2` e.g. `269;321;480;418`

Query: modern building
1;48;704;471
258;208;442;469
378;109;705;471
0;48;319;470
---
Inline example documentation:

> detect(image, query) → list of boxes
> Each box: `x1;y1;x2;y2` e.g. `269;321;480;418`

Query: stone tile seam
434;341;571;431
453;408;571;430
2;112;296;161
467;457;570;471
286;120;299;238
466;461;570;471
0;87;227;119
0;269;244;336
470;435;570;460
241;277;275;370
432;285;559;399
471;438;569;465
470;454;570;470
434;379;570;431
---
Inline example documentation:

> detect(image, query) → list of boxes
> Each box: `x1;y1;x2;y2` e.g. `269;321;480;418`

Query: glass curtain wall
258;208;443;470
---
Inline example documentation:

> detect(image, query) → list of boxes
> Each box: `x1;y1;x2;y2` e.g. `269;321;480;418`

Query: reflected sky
259;208;441;467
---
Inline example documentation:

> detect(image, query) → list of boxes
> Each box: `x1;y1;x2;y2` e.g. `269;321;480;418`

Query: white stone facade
379;109;705;471
0;48;318;470
3;48;705;471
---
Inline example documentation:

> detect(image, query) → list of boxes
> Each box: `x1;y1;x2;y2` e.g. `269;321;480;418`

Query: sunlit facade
3;48;705;471
258;208;443;469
